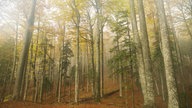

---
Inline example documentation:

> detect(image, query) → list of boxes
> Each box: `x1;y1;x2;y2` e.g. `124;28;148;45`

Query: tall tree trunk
167;1;188;107
72;0;80;103
100;26;104;98
116;35;122;97
154;0;179;107
33;17;40;102
100;4;105;98
95;0;101;102
86;36;90;93
13;0;37;100
23;41;34;101
10;19;19;88
128;18;135;108
129;0;146;101
58;57;62;103
74;23;80;103
87;10;96;98
39;35;47;103
137;0;155;107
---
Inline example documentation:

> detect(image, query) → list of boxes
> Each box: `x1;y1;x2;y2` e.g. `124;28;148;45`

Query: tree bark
95;0;101;102
10;19;19;88
100;25;104;98
129;0;146;100
33;17;40;102
23;41;34;101
13;0;37;100
154;0;180;107
87;10;96;97
72;0;80;103
137;0;155;107
39;35;47;103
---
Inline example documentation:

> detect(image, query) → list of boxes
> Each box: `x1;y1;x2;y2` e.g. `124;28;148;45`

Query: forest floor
0;78;169;108
0;87;144;108
0;87;168;108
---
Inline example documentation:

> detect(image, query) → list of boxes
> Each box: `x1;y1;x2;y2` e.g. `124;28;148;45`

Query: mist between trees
0;0;192;108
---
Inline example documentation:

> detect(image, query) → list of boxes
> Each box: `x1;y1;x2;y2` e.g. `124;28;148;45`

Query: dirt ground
0;76;183;108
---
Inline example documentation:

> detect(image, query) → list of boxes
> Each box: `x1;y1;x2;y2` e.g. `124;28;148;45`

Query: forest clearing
0;0;192;108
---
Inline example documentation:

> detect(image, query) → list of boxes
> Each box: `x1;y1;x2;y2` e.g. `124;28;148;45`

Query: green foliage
61;41;74;73
108;38;136;75
108;10;136;77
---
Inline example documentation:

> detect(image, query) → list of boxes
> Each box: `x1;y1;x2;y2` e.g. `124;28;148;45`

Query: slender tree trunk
39;36;47;103
13;0;37;100
87;10;96;98
58;57;62;103
128;20;135;108
160;71;166;101
32;49;38;102
154;0;179;107
86;35;90;93
23;41;33;101
23;66;30;101
137;0;155;107
39;74;44;103
130;0;147;105
124;72;128;108
33;16;40;102
95;0;101;102
34;65;41;102
167;1;188;107
72;0;80;103
119;72;123;97
129;0;146;101
10;20;19;88
74;24;80;103
100;26;104;98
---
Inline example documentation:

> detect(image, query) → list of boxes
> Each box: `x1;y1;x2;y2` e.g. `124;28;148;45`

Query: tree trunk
39;35;47;103
33;16;40;102
86;35;90;93
87;10;96;98
58;58;62;103
128;19;135;108
72;0;80;103
137;0;155;107
23;41;33;101
100;26;104;98
167;1;188;107
129;0;146;101
100;5;105;98
95;0;101;102
13;0;37;100
154;0;179;107
119;72;123;97
10;19;19;88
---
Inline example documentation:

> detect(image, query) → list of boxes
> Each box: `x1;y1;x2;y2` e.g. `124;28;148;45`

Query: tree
137;0;155;107
86;9;96;98
154;0;179;107
129;0;146;103
71;0;81;103
13;0;37;100
95;0;101;102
